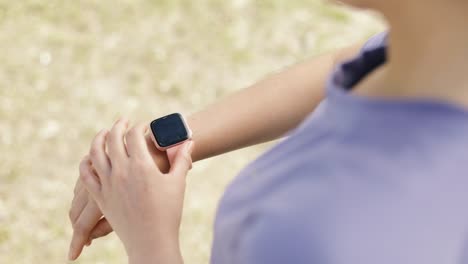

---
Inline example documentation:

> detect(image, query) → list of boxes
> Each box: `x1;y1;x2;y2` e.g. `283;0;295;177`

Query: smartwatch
150;113;192;151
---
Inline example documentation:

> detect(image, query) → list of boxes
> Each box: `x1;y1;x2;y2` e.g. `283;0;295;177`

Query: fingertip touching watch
150;113;192;151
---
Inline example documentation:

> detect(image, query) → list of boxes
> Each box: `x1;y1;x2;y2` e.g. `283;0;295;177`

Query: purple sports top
211;32;468;264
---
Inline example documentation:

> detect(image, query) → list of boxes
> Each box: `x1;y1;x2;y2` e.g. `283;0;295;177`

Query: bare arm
69;41;364;261
122;42;366;264
188;42;364;162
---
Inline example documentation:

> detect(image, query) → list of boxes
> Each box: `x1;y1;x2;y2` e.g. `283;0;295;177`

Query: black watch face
150;113;189;148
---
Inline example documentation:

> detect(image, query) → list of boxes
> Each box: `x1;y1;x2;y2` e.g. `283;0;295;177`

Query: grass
0;0;384;263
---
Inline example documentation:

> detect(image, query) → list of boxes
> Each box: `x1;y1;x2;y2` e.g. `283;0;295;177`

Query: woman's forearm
188;42;363;162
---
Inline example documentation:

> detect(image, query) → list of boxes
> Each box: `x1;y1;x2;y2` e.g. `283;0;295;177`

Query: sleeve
334;31;388;89
361;31;388;52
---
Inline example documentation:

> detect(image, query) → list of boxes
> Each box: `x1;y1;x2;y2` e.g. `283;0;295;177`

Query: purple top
211;32;468;264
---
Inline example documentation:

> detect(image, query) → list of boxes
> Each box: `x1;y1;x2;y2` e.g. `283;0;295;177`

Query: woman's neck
355;1;468;107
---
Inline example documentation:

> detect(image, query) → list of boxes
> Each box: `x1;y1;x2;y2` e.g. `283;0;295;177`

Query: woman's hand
68;131;172;261
68;160;109;260
80;119;193;264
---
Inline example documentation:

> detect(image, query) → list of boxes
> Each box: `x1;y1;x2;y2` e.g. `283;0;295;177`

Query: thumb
89;218;113;240
168;141;194;178
166;145;178;166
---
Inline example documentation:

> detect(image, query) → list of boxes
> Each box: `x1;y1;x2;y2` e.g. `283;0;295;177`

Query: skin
74;0;468;261
343;0;468;108
68;41;365;260
80;120;193;264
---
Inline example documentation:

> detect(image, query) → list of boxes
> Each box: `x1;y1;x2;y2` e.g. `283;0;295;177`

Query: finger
68;234;85;261
166;143;193;171
145;133;170;173
73;172;83;195
166;146;179;167
68;201;102;260
126;123;153;161
145;132;161;157
70;158;96;223
89;217;113;240
80;161;101;202
107;118;129;165
73;156;91;195
89;129;111;179
69;187;88;224
168;141;194;179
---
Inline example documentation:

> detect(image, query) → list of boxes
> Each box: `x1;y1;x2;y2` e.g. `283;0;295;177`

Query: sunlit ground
0;0;384;263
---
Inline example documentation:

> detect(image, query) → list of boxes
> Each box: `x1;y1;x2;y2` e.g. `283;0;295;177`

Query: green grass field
0;1;383;263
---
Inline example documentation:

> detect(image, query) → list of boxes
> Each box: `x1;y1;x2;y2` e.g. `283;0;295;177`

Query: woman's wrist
127;238;183;264
128;251;183;264
125;225;183;264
